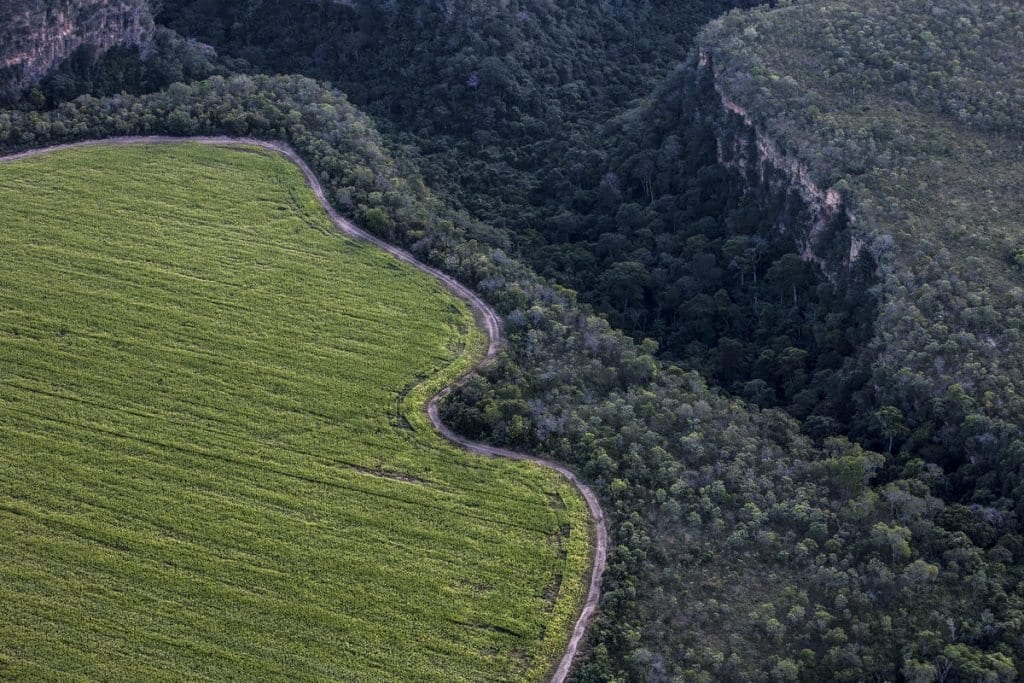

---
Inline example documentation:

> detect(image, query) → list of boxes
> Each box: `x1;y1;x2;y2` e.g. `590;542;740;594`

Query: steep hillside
699;0;1024;518
0;0;154;99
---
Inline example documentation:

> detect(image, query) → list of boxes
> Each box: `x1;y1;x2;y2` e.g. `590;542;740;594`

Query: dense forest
157;0;761;232
698;2;1024;509
2;0;1023;680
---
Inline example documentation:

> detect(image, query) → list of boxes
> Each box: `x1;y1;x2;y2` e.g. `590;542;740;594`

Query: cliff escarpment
697;47;866;277
0;0;153;100
696;0;1024;550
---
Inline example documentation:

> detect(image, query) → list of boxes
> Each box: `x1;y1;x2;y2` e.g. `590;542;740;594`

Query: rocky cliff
0;0;153;99
696;47;866;276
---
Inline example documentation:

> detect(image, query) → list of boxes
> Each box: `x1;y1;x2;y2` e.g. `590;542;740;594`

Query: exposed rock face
698;47;862;276
0;0;154;99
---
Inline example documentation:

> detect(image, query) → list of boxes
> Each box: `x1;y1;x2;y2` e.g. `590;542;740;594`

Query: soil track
0;136;608;683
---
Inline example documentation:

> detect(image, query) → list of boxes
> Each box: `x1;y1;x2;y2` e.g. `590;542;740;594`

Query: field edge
0;137;599;683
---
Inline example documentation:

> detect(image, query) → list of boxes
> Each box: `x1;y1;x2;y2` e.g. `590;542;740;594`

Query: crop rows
0;143;590;681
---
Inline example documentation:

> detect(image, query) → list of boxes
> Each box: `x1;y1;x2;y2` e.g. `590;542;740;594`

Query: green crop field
0;143;590;681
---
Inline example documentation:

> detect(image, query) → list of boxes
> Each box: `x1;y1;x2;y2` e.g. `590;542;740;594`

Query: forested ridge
1;0;1023;680
698;1;1024;509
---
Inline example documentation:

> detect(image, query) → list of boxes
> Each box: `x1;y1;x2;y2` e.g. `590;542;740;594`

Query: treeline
156;0;886;437
3;68;1019;678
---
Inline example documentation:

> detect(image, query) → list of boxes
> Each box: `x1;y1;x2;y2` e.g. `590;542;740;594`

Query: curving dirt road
0;136;608;683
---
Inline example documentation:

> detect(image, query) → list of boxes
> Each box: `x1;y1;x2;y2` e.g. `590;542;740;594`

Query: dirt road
0;136;608;683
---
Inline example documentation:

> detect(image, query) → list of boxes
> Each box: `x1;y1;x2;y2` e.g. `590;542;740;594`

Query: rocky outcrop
0;0;153;99
697;47;862;276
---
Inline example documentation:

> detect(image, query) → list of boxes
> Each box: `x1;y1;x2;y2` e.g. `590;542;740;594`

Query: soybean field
0;143;590;681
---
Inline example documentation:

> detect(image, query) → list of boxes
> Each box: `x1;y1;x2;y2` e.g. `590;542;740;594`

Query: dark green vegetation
34;27;227;105
158;0;759;228
153;1;1024;678
3;0;1024;680
0;143;590;681
700;0;1024;498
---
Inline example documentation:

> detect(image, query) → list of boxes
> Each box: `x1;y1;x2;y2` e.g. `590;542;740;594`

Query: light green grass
0;143;590;681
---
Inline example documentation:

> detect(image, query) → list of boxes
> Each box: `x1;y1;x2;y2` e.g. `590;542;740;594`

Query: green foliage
160;0;887;441
681;0;1024;676
700;0;1024;524
3;0;1024;677
158;0;759;227
0;143;589;680
34;27;227;107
